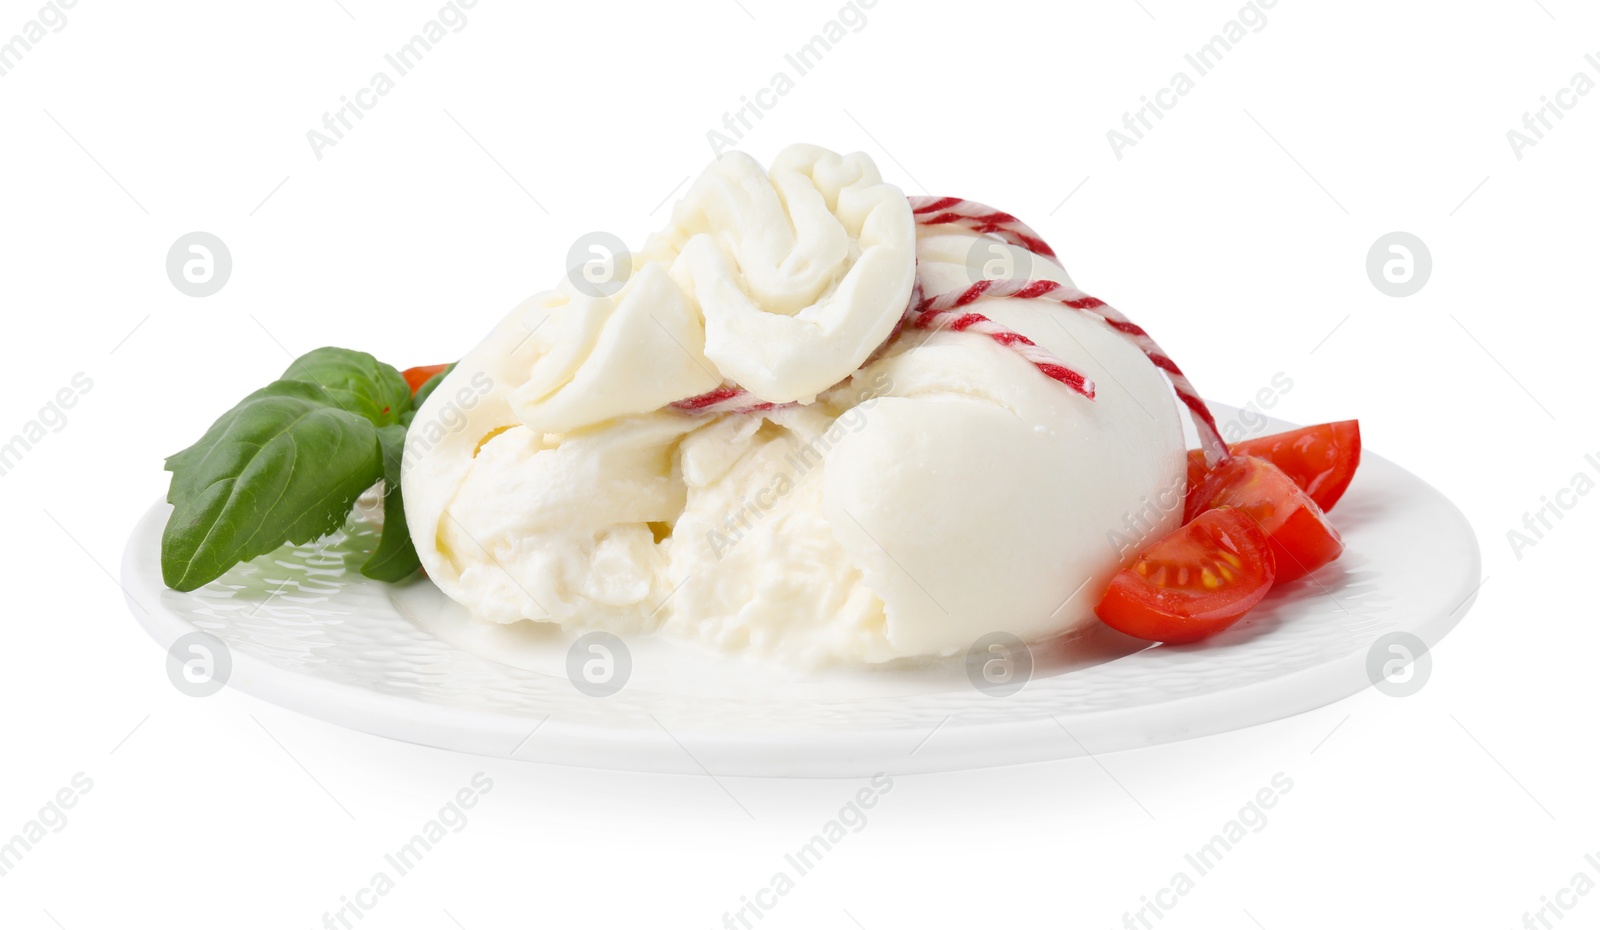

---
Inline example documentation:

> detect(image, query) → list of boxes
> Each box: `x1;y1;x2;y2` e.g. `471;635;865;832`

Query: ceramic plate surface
123;406;1481;776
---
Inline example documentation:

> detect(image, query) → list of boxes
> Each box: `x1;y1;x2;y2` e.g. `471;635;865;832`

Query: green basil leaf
403;362;456;426
164;380;331;498
360;423;422;582
161;381;384;592
281;347;412;428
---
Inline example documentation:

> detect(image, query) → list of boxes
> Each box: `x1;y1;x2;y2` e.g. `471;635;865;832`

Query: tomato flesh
1186;420;1362;514
1185;449;1210;500
1184;448;1212;519
402;363;450;395
1232;420;1360;512
1094;507;1277;644
1186;455;1343;583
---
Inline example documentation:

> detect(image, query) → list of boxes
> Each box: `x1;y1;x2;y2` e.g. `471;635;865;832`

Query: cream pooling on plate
402;144;1186;664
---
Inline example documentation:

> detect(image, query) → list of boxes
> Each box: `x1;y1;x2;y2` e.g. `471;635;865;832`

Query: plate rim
123;420;1482;778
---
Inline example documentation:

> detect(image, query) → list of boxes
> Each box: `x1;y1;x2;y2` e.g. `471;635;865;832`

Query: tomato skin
1262;500;1345;582
1186;455;1343;583
1094;507;1277;644
1185;449;1211;516
1187;421;1362;514
1232;420;1360;512
402;364;450;395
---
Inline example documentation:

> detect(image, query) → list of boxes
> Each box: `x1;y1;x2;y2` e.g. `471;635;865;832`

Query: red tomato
1186;455;1344;583
1185;421;1362;515
402;364;450;395
1231;420;1361;512
1186;449;1210;494
1185;449;1210;515
1094;507;1277;644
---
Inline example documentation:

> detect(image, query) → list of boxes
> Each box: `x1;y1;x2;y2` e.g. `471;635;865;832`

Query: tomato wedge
1185;448;1210;499
402;363;450;395
1094;507;1276;644
1185;420;1361;514
1186;455;1343;583
1232;420;1360;512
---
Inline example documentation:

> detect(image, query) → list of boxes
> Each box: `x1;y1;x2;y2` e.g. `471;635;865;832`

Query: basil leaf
161;381;384;592
360;424;422;582
403;362;456;426
165;380;330;498
281;347;412;428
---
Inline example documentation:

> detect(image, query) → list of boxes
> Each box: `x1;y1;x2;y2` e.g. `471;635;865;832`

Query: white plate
122;406;1481;777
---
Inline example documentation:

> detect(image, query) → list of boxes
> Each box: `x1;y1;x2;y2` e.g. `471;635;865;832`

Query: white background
1;0;1595;928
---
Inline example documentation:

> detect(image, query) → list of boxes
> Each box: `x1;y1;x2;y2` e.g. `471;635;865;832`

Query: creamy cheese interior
402;144;1184;664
